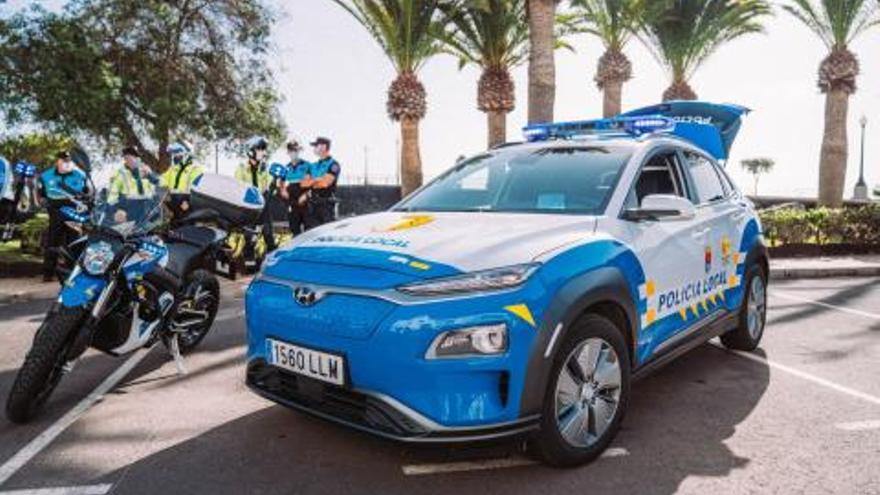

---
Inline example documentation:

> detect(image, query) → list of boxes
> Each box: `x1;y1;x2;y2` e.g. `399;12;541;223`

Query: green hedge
19;214;48;255
760;204;880;247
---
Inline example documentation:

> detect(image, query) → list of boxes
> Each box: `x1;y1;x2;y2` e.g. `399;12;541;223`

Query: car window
395;146;633;214
625;151;687;209
712;162;738;196
683;151;727;204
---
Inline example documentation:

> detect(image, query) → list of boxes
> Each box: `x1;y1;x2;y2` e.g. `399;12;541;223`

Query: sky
3;0;880;197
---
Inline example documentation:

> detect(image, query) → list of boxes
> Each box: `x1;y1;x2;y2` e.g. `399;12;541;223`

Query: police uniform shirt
285;159;311;197
39;166;88;201
161;162;204;194
0;157;13;201
109;165;156;202
310;157;341;198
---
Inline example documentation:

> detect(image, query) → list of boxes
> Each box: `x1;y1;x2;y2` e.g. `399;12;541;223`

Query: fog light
427;324;508;359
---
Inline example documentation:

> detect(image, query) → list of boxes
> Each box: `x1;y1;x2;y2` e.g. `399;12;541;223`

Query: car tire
720;264;767;351
530;313;631;468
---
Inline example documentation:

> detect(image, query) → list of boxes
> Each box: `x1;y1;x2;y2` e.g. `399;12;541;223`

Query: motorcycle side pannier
190;173;264;226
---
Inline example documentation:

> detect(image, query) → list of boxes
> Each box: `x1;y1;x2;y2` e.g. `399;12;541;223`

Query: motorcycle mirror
70;147;92;174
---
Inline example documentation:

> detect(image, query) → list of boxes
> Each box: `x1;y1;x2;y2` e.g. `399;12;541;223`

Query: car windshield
92;187;169;237
395;146;632;214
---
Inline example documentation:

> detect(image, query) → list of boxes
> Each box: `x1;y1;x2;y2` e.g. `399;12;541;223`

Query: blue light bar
523;115;676;142
14;162;37;178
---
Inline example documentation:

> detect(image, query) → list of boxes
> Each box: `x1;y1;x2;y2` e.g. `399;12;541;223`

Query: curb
769;266;880;280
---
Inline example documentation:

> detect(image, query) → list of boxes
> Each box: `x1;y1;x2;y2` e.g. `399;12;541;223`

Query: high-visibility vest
161;163;204;193
234;162;271;192
108;165;156;203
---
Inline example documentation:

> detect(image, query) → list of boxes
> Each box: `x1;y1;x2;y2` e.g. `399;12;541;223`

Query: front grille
247;360;428;438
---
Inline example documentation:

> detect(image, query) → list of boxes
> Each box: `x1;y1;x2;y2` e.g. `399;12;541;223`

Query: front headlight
427;324;508;359
396;263;539;297
82;240;116;275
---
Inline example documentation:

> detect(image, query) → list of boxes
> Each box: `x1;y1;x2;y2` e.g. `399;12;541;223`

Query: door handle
691;228;709;239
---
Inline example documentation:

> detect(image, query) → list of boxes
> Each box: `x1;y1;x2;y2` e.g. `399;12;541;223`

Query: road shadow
768;278;877;326
77;343;770;495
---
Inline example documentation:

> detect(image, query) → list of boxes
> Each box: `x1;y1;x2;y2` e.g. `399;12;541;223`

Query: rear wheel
530;314;631;467
6;306;85;423
720;264;767;351
166;269;219;354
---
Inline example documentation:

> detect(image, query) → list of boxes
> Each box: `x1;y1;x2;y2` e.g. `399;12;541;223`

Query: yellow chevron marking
679;308;688;320
728;275;739;288
701;299;709;312
733;253;741;265
645;280;656;298
717;289;726;302
377;214;434;232
691;304;699;317
645;308;657;325
709;294;717;305
408;261;430;270
505;304;536;327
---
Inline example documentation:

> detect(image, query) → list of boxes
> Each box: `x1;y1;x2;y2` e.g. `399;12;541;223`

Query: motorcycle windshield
92;187;169;237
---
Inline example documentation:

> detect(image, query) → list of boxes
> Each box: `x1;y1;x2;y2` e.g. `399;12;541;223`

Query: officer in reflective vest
234;137;276;251
280;140;312;235
108;147;159;224
304;137;341;229
160;141;204;218
36;151;92;281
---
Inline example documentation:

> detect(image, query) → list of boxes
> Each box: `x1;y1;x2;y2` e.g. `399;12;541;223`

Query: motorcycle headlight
396;263;540;297
82;240;116;275
426;324;508;359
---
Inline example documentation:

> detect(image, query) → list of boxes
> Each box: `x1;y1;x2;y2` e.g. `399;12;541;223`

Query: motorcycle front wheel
6;306;85;423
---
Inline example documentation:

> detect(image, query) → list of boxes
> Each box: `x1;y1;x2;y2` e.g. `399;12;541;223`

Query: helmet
246;136;269;161
168;141;193;166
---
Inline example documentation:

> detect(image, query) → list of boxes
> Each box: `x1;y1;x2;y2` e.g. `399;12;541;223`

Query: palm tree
333;0;454;196
741;157;775;196
441;0;529;147
571;0;654;117
527;0;558;123
784;0;880;207
639;0;771;101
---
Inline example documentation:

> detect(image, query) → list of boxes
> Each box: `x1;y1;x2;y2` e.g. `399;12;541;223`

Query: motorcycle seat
164;226;223;276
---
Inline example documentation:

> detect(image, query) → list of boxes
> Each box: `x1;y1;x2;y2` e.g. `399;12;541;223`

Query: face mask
58;161;73;173
289;151;299;161
255;150;267;160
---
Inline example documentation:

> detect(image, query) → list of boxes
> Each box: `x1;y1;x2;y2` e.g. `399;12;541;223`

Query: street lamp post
853;115;868;201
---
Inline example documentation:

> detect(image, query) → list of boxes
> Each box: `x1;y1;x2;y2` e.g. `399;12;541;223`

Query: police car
245;101;768;467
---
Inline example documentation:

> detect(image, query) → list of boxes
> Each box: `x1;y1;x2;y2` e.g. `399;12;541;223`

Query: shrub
759;204;880;247
19;214;48;255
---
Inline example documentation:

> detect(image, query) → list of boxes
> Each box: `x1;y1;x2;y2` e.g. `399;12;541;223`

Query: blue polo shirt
310;156;340;198
285;159;312;183
39;166;88;201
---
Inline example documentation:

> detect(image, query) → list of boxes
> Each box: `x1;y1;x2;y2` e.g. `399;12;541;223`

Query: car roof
491;133;708;158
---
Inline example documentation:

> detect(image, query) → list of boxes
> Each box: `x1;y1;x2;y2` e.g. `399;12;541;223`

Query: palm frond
783;0;880;48
438;0;530;70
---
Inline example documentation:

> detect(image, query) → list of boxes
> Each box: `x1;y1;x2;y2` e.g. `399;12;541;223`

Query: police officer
280;140;312;235
234;137;276;251
36;151;92;281
160;142;203;219
304;137;340;228
0;156;15;241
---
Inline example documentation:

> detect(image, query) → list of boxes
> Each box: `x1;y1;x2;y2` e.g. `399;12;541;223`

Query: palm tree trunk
399;117;423;197
527;0;556;124
487;111;506;148
602;80;623;118
817;89;849;207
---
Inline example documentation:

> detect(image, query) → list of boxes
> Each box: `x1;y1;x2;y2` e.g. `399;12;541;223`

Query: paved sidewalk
769;255;880;280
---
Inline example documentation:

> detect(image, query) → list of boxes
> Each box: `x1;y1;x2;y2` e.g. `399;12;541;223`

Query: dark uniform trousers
306;196;336;229
43;201;73;278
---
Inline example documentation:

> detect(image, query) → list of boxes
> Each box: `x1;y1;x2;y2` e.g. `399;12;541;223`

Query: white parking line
0;348;151;487
773;292;880;320
835;420;880;432
0;483;113;495
401;447;629;475
710;342;880;407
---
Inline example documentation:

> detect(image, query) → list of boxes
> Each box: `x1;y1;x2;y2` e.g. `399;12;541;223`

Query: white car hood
286;211;599;273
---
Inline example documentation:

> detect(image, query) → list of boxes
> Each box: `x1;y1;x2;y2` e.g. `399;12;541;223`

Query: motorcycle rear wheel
6;306;85;423
165;269;220;355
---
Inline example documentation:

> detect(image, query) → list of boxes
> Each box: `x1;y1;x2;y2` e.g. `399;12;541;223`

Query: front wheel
166;269;219;354
6;306;85;423
530;314;631;467
720;264;767;351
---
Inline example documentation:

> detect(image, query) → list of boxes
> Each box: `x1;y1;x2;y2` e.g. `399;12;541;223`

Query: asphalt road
0;276;878;495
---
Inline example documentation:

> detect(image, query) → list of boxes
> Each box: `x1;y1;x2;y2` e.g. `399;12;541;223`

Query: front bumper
246;359;540;443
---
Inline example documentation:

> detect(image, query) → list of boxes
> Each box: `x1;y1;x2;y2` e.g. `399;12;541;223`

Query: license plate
266;338;345;386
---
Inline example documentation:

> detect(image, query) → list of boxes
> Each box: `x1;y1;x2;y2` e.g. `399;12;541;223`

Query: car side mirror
623;194;696;222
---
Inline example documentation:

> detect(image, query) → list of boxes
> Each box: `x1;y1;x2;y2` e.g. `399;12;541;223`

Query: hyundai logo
293;286;323;307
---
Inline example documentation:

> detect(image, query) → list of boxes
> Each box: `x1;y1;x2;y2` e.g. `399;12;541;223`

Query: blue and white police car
244;101;768;467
